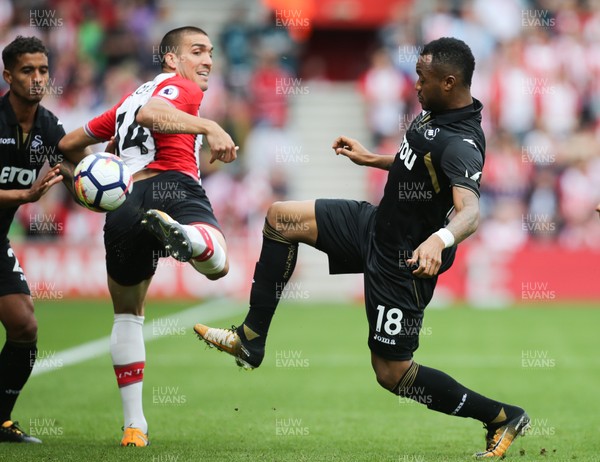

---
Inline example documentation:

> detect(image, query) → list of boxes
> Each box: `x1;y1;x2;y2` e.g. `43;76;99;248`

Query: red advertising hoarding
12;241;600;305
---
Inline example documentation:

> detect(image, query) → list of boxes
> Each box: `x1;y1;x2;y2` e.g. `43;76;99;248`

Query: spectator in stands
359;48;411;145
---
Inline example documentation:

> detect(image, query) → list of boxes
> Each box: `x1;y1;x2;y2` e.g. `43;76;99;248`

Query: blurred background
2;0;599;306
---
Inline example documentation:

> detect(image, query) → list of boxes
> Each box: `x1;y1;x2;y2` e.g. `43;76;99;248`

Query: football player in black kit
195;38;530;457
0;36;66;443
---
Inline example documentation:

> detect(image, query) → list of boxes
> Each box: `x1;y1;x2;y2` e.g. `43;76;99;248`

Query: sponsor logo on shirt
398;135;417;170
0;166;38;185
0;138;16;145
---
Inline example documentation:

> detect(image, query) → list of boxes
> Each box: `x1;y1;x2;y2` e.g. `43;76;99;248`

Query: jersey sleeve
152;78;204;115
84;96;128;141
440;138;484;197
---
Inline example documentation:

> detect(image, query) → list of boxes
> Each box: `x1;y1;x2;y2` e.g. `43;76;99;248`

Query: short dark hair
2;36;48;71
158;26;208;66
421;37;475;87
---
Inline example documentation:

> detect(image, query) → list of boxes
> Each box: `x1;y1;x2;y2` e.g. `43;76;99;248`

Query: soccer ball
73;153;132;212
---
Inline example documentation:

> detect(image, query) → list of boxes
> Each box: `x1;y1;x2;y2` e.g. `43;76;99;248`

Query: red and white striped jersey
84;73;205;180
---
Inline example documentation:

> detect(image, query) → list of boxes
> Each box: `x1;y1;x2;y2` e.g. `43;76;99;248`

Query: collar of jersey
430;97;483;125
0;92;43;128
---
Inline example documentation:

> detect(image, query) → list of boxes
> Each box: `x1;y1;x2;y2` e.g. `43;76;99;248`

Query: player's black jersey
0;92;65;239
375;98;485;265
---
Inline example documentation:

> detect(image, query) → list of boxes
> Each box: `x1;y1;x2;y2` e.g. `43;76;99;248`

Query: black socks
394;362;514;424
243;220;298;339
0;340;37;422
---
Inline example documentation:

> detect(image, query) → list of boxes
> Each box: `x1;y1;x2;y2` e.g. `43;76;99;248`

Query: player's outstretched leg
195;201;316;368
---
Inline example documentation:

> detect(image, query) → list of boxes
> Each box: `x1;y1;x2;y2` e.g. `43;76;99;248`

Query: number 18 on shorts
367;304;423;361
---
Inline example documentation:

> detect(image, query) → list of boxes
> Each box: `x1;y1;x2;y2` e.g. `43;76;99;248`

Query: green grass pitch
2;299;599;461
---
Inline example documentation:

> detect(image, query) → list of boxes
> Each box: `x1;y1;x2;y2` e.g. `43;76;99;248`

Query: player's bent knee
266;201;287;229
265;201;313;242
7;315;38;342
372;359;413;393
374;370;399;392
190;252;228;279
204;261;229;280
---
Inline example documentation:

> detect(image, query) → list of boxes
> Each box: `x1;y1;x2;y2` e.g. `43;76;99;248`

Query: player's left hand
407;234;445;278
26;164;63;203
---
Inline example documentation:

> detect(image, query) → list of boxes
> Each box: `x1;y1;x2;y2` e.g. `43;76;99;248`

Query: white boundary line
31;299;243;377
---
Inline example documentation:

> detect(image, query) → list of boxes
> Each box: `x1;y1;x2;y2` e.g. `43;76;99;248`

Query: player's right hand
407;235;444;278
331;136;368;165
206;122;238;164
332;136;371;165
27;164;63;203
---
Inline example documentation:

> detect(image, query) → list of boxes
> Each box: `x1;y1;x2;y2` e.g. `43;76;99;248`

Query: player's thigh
266;200;317;245
364;271;423;384
108;275;152;316
312;199;375;273
0;241;30;298
0;243;36;340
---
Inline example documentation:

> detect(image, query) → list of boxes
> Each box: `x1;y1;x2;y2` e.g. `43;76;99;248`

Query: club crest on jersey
30;134;44;150
157;85;179;100
424;127;439;140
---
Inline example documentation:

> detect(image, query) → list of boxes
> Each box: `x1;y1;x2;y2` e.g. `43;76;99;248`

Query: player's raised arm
332;135;394;170
136;97;237;164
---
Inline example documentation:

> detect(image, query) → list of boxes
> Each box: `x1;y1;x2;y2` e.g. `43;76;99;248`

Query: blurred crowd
362;0;600;249
2;0;599;248
1;0;296;244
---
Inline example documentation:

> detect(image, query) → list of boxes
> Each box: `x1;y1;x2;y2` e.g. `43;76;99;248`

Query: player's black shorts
314;199;436;361
0;239;30;296
104;171;221;286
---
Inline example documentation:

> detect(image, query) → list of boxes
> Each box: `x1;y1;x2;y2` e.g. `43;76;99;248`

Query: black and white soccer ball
73;153;132;212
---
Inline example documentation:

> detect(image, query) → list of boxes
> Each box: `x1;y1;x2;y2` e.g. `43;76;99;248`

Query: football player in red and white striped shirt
59;26;237;447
